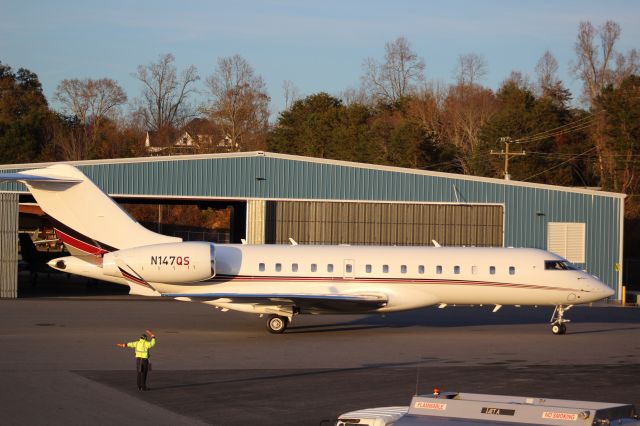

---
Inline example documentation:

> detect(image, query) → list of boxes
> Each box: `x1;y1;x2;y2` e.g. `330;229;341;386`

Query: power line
515;121;597;144
513;114;595;142
522;147;597;182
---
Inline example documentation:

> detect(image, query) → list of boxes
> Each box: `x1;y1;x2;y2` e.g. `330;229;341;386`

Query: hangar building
0;151;625;300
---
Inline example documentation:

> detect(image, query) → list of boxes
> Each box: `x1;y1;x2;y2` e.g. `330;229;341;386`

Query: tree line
1;20;639;212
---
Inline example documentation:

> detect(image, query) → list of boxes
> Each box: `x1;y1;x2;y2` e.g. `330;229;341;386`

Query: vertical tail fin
3;164;179;255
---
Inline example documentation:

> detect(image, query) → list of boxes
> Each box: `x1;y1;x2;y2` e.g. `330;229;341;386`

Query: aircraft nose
591;278;614;299
601;284;615;298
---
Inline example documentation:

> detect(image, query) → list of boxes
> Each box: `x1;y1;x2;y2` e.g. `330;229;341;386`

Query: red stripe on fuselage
202;275;583;292
55;228;108;256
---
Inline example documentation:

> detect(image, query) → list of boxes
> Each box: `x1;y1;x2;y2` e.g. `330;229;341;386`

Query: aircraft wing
162;292;388;313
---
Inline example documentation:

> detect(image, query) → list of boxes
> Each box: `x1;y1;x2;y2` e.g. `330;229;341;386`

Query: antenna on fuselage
432;240;441;247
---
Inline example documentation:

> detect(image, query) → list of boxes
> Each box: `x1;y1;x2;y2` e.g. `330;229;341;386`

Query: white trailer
335;391;639;426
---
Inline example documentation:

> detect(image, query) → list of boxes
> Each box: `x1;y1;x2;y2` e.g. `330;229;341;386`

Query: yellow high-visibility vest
126;337;156;359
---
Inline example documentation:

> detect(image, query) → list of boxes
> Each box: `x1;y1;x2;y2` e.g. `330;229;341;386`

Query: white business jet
1;164;614;334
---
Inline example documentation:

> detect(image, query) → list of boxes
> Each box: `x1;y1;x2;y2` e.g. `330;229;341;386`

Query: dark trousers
136;358;149;389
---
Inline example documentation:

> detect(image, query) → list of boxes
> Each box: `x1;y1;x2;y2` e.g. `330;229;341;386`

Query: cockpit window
545;260;577;270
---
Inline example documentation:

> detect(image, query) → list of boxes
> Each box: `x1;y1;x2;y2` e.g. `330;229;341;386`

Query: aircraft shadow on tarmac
142;360;427;392
285;306;640;334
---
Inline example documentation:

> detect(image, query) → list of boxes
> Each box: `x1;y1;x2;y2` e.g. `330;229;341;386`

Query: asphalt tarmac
1;291;639;425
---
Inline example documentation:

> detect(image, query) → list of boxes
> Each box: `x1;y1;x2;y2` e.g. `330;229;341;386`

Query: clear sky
2;0;639;117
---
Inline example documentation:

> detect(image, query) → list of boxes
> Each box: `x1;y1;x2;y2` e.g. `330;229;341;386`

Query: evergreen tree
0;62;53;163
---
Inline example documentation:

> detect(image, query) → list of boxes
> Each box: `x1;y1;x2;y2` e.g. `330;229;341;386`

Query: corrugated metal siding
0;193;18;298
267;201;503;247
0;154;623;296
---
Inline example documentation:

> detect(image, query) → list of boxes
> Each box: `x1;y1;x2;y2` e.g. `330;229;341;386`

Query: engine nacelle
103;242;215;284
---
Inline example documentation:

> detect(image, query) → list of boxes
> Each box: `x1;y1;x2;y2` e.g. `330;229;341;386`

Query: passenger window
327;264;334;273
418;265;425;274
346;264;353;273
471;266;477;275
401;265;407;274
436;265;442;274
292;263;298;272
382;265;389;273
311;263;317;272
509;266;515;275
259;263;265;272
275;263;282;272
366;264;372;273
454;265;460;274
489;266;496;275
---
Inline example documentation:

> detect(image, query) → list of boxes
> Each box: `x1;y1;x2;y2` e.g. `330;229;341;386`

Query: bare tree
441;83;497;174
572;20;639;186
55;78;126;125
535;50;559;92
54;78;127;160
361;37;425;104
340;86;370;106
455;53;487;86
282;80;300;110
572;20;639;105
405;81;446;136
204;54;270;151
134;53;199;133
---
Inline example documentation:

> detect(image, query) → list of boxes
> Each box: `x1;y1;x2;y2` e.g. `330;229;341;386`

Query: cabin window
311;263;317;272
436;265;443;274
365;264;372;273
453;265;460;274
275;263;282;272
418;265;425;274
258;263;265;272
292;263;298;272
400;265;407;274
327;264;334;273
382;265;389;273
471;265;478;275
489;266;496;275
509;266;516;275
345;264;353;273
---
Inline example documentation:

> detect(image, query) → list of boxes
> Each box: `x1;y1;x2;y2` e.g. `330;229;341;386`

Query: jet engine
102;241;215;283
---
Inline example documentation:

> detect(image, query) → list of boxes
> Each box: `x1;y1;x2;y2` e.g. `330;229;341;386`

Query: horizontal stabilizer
0;172;81;184
0;164;180;252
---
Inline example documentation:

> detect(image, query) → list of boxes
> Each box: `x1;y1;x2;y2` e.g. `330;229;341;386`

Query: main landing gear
550;305;573;335
266;314;289;334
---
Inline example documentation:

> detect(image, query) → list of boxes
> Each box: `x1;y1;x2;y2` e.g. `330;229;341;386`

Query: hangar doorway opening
263;201;504;247
116;198;247;244
14;196;247;297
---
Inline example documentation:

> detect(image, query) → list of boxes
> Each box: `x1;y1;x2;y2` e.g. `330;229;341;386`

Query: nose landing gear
550;305;573;335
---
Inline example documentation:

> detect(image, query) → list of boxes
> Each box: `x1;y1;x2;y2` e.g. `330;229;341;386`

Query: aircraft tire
266;315;288;334
551;323;567;335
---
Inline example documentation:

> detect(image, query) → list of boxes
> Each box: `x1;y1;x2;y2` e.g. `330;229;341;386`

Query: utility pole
490;137;526;180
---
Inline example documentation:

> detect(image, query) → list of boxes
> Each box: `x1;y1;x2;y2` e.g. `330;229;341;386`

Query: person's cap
141;333;147;339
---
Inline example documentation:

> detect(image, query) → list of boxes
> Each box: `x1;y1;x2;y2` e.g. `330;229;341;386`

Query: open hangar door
14;194;247;297
264;201;504;247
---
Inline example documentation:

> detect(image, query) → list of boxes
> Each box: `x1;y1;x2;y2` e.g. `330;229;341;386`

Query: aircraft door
343;259;355;279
